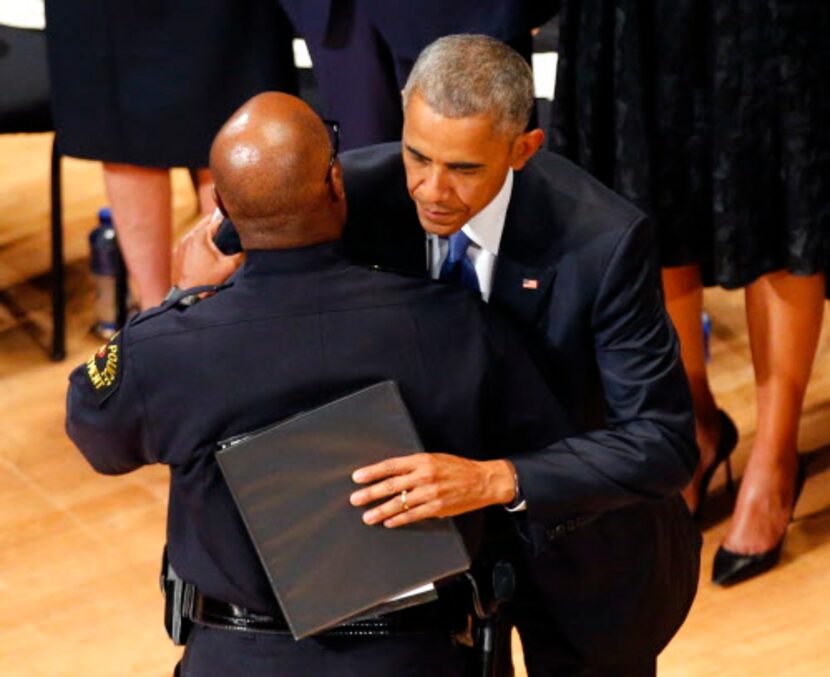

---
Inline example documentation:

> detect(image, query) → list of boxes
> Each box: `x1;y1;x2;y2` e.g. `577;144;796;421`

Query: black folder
215;381;471;639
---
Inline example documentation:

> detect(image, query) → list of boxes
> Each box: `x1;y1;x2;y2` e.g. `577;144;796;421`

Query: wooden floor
1;133;828;676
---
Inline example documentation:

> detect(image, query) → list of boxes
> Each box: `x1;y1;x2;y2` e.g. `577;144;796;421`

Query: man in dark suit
177;36;701;676
341;36;701;675
277;0;555;149
66;92;572;676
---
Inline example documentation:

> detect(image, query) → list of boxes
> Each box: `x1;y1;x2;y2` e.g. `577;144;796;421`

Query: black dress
44;0;298;168
549;0;830;291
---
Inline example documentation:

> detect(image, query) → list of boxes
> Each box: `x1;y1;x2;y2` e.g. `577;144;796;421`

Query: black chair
0;22;67;359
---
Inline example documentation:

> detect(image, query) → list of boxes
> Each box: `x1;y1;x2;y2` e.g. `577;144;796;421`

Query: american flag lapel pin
522;278;539;290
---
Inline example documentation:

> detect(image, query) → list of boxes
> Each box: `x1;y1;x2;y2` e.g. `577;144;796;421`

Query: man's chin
416;209;464;236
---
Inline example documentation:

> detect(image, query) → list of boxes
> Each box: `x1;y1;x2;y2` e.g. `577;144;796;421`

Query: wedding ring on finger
400;489;410;511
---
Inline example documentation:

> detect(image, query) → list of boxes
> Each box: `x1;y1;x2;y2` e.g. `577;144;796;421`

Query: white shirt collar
461;169;513;255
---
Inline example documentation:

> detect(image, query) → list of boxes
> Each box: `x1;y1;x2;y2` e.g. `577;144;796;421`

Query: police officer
65;92;570;676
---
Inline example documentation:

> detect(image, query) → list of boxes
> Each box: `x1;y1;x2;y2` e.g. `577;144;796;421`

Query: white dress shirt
426;170;526;511
427;169;514;302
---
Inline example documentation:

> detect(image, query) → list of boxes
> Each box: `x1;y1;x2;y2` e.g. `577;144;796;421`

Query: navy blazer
279;0;554;57
342;143;701;662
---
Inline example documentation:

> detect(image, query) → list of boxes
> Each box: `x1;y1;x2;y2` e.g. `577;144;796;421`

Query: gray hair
402;34;534;135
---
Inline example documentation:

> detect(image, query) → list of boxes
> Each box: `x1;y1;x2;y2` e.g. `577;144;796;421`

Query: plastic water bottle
89;207;119;339
702;311;712;363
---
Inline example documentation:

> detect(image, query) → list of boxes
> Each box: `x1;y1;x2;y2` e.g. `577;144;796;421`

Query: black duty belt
191;591;459;638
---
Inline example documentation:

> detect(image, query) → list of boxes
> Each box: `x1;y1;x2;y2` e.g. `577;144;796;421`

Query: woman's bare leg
193;168;215;216
103;163;172;310
662;264;723;512
722;271;825;553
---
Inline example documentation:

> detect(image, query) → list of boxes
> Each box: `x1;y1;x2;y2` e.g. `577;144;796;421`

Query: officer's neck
242;241;345;276
237;215;344;251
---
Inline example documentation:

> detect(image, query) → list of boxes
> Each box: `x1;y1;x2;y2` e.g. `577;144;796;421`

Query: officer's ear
213;188;229;218
327;159;346;203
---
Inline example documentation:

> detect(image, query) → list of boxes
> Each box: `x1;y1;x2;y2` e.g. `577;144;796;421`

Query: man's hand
350;453;517;527
172;211;244;289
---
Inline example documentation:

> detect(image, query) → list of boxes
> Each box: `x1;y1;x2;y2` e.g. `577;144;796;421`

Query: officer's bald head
210;92;346;249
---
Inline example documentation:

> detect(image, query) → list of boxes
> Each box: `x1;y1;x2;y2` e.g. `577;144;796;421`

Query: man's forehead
403;118;506;167
404;140;489;168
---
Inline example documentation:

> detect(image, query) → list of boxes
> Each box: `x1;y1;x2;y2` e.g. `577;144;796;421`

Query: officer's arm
65;330;153;475
510;217;697;524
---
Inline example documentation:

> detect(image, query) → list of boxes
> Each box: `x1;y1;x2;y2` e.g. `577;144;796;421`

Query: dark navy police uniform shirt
66;243;569;615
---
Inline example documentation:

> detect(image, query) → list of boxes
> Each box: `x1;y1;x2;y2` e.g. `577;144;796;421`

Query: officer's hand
173;211;244;289
350;453;516;527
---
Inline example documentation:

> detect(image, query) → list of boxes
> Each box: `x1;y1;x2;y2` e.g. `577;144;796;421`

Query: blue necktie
439;231;480;292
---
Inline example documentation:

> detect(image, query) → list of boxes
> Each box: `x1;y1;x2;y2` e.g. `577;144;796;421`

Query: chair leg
116;245;128;328
50;137;66;361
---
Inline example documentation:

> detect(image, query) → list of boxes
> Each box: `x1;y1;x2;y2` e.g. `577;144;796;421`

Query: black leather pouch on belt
160;547;194;646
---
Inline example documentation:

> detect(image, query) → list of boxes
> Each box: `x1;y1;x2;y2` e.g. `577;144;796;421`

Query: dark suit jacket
66;244;568;617
279;0;555;57
342;144;702;663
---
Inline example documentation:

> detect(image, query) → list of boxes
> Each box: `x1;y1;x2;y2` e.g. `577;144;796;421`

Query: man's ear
213;188;229;218
509;128;545;170
328;159;346;202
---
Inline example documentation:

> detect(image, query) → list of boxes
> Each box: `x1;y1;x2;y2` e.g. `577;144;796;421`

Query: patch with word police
85;331;122;404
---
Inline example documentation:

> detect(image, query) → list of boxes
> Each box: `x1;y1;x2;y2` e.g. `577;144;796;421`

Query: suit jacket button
546;524;567;540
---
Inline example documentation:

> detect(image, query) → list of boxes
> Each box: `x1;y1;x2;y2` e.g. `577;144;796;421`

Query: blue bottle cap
98;207;113;224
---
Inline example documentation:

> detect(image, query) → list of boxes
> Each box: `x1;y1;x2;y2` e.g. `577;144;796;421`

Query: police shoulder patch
85;331;123;405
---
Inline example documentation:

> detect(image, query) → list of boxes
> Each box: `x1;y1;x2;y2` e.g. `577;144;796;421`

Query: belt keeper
182;582;196;620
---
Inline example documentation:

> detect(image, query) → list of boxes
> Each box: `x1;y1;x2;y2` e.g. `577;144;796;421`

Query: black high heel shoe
694;410;739;519
712;459;808;587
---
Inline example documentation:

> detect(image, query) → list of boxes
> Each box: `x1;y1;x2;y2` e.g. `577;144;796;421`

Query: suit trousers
512;611;656;677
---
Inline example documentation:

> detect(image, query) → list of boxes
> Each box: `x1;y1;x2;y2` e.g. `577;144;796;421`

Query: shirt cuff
503;462;527;512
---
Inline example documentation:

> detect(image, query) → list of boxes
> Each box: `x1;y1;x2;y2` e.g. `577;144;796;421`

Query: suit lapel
491;159;560;325
491;258;556;327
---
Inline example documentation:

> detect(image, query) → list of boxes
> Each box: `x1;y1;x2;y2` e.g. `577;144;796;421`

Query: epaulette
79;283;233;406
129;282;235;326
364;263;429;280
